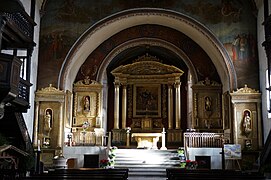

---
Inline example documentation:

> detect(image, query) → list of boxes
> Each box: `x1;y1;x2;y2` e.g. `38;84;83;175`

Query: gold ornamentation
233;84;259;93
133;53;162;63
74;79;99;86
197;77;220;86
111;54;183;77
37;84;64;93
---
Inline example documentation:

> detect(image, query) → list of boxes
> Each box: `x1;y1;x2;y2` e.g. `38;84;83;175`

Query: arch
97;38;198;85
58;8;237;93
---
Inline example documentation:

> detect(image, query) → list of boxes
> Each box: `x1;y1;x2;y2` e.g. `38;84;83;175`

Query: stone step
113;148;181;179
114;164;180;168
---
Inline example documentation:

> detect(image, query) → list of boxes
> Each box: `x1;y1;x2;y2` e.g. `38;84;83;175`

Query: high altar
132;132;162;149
110;54;184;147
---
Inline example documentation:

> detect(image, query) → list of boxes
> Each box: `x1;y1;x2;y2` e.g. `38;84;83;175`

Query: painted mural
39;0;258;89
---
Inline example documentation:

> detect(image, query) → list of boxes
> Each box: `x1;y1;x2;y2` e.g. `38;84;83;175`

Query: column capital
114;81;121;87
167;83;174;88
121;83;127;87
174;77;181;87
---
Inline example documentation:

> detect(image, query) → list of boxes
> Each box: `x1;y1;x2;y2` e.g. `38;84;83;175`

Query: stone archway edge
58;8;237;92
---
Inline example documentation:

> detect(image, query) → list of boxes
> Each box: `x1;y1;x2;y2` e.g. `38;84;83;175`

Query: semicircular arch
58;8;236;92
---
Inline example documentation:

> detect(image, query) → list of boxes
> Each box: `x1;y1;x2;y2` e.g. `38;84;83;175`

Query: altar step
114;148;180;179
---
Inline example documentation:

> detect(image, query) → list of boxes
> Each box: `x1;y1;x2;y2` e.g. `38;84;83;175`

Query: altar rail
72;131;102;146
184;132;224;148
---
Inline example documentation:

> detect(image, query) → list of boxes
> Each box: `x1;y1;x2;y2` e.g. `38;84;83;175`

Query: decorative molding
197;77;220;86
36;84;64;93
111;54;184;80
233;84;259;94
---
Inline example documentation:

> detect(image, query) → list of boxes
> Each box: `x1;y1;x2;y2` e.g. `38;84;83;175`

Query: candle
37;140;41;151
163;128;165;132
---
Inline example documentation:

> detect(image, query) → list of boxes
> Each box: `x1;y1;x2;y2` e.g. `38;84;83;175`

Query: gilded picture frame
133;84;161;118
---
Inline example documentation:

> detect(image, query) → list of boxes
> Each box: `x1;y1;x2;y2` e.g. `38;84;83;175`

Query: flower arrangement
100;159;109;168
177;147;186;168
110;146;118;152
186;160;198;169
100;146;118;168
108;146;118;167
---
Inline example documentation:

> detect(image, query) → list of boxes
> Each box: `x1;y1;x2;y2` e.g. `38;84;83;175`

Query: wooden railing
184;132;224;148
2;11;35;40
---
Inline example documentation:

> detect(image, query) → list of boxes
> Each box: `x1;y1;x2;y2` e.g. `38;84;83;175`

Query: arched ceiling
58;8;236;92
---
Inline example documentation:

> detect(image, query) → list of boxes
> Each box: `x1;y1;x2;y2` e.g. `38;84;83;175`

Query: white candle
37;140;41;151
163;128;165;132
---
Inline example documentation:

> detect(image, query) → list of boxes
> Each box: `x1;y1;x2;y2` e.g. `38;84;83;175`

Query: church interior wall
18;0;268;152
38;0;257;92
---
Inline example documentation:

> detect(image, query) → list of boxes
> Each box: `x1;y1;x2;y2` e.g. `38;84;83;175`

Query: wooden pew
23;168;129;180
166;168;266;180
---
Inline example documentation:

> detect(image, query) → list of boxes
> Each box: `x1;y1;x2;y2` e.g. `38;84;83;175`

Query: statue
243;111;252;134
44;109;52;136
83;96;90;112
205;96;211;111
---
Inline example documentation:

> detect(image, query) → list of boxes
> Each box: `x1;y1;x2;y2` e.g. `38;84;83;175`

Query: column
122;84;127;129
232;103;238;144
107;132;112;148
33;101;40;147
257;101;263;148
57;102;64;148
114;82;120;129
168;84;173;129
175;79;181;129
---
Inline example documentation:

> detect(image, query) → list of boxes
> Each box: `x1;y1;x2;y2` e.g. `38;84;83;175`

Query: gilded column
114;81;120;129
122;84;127;129
175;79;181;129
57;102;64;148
168;84;173;129
33;101;40;147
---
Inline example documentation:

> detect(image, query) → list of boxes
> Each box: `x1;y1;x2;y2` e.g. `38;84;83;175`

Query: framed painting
133;84;161;117
224;144;242;160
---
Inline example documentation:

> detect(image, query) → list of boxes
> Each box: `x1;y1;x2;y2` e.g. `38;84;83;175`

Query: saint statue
83;96;90;111
243;112;252;133
44;109;52;136
205;96;211;111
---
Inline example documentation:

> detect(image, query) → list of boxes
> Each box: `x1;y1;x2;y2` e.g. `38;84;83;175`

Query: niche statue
44;109;52;137
243;111;252;134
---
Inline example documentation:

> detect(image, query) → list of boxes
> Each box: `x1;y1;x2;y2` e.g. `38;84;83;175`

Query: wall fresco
39;0;258;89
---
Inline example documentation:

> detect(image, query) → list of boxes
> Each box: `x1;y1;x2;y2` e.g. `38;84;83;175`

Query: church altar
132;133;162;149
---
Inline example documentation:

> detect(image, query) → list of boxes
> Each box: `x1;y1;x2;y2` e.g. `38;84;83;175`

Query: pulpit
132;133;162;149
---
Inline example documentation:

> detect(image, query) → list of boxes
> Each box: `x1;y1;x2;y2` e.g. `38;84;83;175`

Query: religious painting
73;92;97;118
224;144;242;160
133;84;161;118
72;92;98;127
